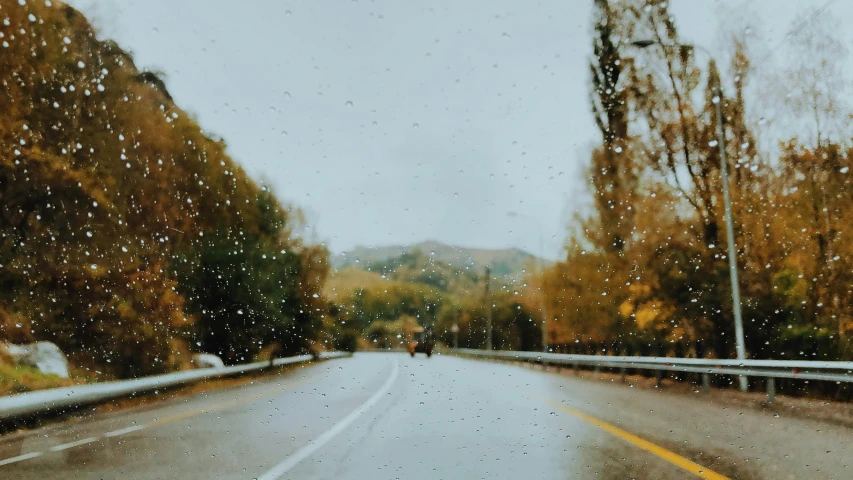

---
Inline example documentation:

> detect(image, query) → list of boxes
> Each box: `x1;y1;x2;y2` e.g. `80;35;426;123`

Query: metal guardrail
456;349;853;403
0;351;351;422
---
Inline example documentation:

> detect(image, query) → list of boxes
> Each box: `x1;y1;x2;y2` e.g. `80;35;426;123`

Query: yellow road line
524;391;729;480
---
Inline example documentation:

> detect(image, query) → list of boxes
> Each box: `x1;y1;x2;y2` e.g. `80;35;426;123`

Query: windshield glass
1;1;852;479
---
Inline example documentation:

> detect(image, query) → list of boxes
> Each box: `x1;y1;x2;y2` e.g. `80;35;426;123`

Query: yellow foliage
0;0;323;376
324;267;390;301
618;301;634;319
634;304;656;329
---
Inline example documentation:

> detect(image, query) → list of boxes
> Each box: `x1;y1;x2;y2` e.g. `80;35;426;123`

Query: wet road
0;352;850;479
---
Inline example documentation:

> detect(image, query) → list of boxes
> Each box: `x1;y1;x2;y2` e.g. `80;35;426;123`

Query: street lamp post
632;40;748;391
507;211;549;353
484;266;493;351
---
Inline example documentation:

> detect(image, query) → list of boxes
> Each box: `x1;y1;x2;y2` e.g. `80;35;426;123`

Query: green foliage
773;268;808;313
433;293;541;351
174;229;306;364
322;303;360;352
334;330;359;353
368;249;482;295
334;283;444;331
775;325;838;360
364;316;419;349
365;321;397;349
334;241;540;280
328;245;539;350
0;362;73;396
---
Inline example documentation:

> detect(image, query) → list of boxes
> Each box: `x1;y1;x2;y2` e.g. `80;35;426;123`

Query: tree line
0;0;327;378
540;0;853;363
325;249;541;351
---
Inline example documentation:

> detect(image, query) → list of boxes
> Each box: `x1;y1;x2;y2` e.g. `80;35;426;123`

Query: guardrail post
702;373;711;393
766;377;776;404
573;361;579;376
620;366;626;383
655;369;663;388
593;362;600;377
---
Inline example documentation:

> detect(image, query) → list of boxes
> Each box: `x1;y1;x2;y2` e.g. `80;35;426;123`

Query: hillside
324;256;483;303
332;240;546;277
0;0;325;377
326;246;543;353
323;268;390;302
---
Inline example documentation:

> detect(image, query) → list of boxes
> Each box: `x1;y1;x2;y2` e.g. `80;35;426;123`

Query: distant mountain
325;241;547;303
331;240;547;277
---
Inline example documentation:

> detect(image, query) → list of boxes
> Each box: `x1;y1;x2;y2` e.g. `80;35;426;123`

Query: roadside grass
0;337;195;397
0;362;73;397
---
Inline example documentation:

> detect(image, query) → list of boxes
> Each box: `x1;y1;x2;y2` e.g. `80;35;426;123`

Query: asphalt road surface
0;352;850;479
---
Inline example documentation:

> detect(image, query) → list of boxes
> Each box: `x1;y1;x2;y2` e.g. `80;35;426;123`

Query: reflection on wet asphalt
1;352;851;479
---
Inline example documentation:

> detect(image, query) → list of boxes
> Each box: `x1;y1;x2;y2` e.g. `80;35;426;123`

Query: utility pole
484;266;492;351
631;40;748;392
713;78;748;392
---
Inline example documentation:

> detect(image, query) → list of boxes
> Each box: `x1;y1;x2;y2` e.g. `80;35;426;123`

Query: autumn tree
589;0;637;255
0;0;329;376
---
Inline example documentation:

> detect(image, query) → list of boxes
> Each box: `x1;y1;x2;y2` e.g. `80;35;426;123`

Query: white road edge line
0;425;144;466
104;425;145;437
50;437;100;452
0;451;43;466
0;371;326;468
256;359;399;480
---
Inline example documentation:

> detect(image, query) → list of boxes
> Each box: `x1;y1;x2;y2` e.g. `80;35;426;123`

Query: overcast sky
67;0;850;259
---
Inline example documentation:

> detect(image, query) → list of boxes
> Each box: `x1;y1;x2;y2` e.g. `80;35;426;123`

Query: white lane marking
0;451;43;466
50;437;99;452
104;425;145;437
0;424;143;466
0;367;334;467
0;371;325;466
256;360;399;480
